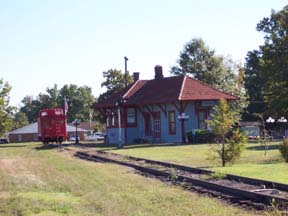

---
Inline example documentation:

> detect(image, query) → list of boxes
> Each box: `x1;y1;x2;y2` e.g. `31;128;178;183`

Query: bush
194;130;216;143
279;139;288;163
185;131;193;143
134;138;149;144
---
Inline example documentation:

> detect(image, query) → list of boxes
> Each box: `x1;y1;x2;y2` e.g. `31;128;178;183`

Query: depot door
153;112;161;140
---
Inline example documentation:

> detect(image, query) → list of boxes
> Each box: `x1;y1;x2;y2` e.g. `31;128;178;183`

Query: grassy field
0;142;259;216
97;141;288;184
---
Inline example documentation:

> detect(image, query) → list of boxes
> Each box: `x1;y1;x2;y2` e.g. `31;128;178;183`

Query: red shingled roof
94;75;238;109
180;76;237;100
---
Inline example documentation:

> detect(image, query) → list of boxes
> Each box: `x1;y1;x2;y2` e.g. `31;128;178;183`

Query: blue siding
106;128;125;145
106;100;216;145
126;127;139;144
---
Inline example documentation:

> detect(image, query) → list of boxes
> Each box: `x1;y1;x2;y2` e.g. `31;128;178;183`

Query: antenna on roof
124;56;129;87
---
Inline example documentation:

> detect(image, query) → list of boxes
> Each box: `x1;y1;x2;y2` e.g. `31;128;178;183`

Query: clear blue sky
0;0;286;107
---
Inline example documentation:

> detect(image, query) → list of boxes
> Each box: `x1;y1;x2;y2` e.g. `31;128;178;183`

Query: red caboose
38;108;67;144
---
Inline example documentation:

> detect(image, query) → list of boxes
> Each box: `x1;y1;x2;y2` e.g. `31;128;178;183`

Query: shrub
279;139;288;163
185;131;193;143
134;138;149;144
194;130;216;143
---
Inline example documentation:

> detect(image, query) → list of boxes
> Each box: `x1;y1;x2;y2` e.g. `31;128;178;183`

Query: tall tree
20;84;96;123
257;6;288;116
44;84;59;108
13;111;29;129
244;5;288;117
171;38;230;89
20;96;42;123
0;79;13;137
171;38;247;116
98;69;133;102
243;50;267;120
59;85;96;122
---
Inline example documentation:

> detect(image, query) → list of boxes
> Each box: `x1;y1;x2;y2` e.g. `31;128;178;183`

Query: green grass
98;141;288;184
0;142;257;216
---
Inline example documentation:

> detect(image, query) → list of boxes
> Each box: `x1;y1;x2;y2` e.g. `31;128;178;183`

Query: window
144;113;152;136
17;135;22;142
198;110;207;129
168;111;176;135
33;134;38;141
127;108;136;126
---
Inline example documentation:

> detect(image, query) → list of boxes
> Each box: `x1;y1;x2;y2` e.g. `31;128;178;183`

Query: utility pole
124;56;128;87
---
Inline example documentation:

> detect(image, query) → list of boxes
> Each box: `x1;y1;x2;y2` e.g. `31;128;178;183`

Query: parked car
94;132;106;139
0;139;8;144
69;135;80;142
86;133;105;141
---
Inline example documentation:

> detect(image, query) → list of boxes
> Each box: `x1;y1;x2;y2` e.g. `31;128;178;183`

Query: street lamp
178;112;189;143
277;116;287;138
266;117;275;123
264;117;275;156
115;98;126;148
73;119;80;144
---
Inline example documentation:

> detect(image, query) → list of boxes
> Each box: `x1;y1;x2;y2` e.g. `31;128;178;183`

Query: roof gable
128;76;183;105
180;76;238;100
95;75;238;108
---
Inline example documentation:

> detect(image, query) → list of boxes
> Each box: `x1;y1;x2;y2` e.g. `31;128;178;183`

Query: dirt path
0;158;45;186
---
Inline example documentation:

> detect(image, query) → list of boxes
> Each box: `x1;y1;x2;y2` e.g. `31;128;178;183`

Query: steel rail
96;150;288;192
74;151;288;209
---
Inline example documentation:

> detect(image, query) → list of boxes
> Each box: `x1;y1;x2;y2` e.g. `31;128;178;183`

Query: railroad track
70;149;288;211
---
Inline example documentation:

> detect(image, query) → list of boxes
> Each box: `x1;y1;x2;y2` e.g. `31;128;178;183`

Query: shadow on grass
246;144;280;151
0;144;30;148
35;143;74;151
75;142;112;148
76;142;211;151
106;143;195;151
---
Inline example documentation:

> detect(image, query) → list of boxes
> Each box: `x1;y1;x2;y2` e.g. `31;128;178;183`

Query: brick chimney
154;65;163;80
133;72;140;82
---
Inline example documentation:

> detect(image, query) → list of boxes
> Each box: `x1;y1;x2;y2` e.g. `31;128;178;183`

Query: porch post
180;102;186;143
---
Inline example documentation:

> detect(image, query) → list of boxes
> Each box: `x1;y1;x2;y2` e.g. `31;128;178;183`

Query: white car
86;133;105;141
69;135;80;141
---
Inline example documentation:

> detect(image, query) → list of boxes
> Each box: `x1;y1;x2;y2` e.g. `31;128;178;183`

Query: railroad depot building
94;65;238;145
8;122;87;143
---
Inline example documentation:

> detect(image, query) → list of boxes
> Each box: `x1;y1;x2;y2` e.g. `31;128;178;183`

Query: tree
171;38;248;116
58;84;96;122
42;84;59;108
171;38;230;89
207;99;245;167
244;6;288;117
0;79;13;137
243;50;267;120
20;96;42;123
13;112;29;129
98;69;133;102
20;84;97;123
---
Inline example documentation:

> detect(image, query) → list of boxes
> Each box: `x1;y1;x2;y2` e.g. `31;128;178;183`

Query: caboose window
55;110;62;115
41;112;47;116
